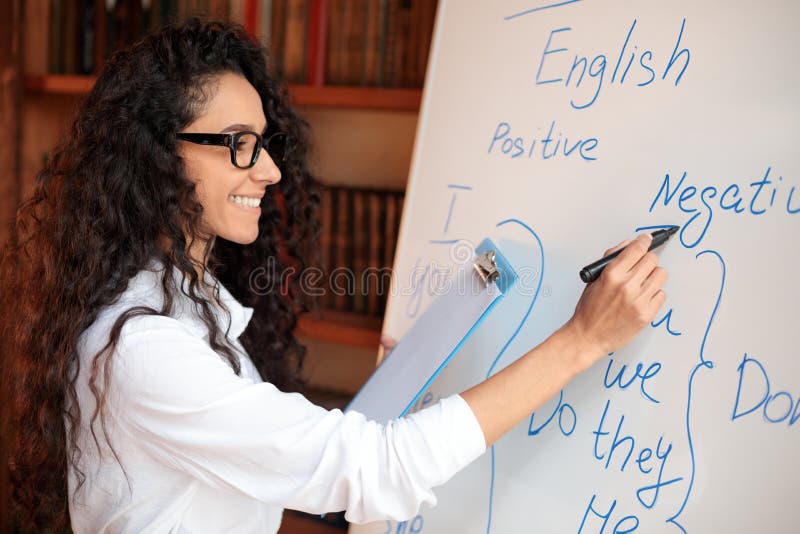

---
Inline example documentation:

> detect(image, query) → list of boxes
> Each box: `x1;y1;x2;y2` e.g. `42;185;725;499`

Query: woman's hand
460;232;668;446
377;335;398;364
564;232;668;371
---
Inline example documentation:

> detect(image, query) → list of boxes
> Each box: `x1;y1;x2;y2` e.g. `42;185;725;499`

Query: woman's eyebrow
219;122;268;133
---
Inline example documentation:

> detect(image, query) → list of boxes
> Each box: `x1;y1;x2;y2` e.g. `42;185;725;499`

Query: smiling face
178;71;281;246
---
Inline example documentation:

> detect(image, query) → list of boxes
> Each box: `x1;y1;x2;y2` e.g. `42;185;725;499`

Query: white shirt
67;260;486;533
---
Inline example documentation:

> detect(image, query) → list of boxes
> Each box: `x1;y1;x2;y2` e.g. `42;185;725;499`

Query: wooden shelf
23;74;422;111
24;74;94;94
289;84;421;111
296;309;382;349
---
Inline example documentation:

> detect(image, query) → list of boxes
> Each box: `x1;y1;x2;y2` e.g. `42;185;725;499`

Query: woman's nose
250;147;281;184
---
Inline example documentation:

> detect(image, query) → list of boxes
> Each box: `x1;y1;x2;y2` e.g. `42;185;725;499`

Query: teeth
228;195;261;208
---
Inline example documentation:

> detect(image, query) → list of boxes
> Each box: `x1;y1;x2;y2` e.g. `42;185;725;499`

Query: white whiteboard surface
351;1;799;533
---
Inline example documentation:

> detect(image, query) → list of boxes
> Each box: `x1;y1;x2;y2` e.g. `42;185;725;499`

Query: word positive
488;120;599;162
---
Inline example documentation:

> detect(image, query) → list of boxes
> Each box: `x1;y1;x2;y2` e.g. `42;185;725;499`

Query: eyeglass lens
234;133;259;168
234;132;288;168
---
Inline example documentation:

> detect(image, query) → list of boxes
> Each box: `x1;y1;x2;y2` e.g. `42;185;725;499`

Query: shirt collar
131;258;255;340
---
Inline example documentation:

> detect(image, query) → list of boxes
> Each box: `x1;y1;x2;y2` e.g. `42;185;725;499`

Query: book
228;0;245;25
340;0;367;85
325;185;340;309
149;0;178;30
48;0;63;74
362;0;387;86
324;0;343;84
209;0;231;21
404;0;420;86
366;190;382;315
77;0;96;75
258;0;272;45
63;0;78;74
382;192;400;312
416;0;437;86
381;0;399;87
282;0;308;83
333;187;351;310
25;0;51;75
351;188;367;313
315;185;404;318
105;0;146;62
242;0;259;36
319;185;334;308
269;0;287;76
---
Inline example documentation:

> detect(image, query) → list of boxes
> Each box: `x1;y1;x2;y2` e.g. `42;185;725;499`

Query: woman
0;18;666;533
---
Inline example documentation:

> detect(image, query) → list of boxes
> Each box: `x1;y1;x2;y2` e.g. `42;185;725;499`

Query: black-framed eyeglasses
176;130;290;169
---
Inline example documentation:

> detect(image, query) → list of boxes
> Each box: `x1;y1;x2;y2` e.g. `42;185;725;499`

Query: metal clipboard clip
473;249;500;287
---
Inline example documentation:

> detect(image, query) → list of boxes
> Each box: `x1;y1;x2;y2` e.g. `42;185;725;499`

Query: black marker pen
579;226;680;284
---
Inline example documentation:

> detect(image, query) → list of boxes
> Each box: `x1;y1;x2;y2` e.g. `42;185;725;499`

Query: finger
640;265;668;297
648;289;667;315
377;335;397;363
608;233;653;273
603;239;633;258
629;251;660;287
380;335;397;351
376;344;389;365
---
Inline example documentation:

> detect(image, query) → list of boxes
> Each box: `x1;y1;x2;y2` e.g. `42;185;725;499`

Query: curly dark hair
0;17;320;531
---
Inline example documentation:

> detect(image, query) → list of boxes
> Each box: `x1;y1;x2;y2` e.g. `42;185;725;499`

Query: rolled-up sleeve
110;315;486;524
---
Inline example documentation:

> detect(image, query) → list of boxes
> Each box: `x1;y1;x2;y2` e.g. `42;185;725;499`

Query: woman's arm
106;315;484;523
462;233;667;446
97;233;664;523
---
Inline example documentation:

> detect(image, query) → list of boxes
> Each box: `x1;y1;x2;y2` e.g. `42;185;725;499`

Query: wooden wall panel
21;93;80;199
0;0;22;246
0;0;22;528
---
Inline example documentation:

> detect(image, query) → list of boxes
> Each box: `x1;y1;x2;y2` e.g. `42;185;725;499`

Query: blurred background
0;0;438;531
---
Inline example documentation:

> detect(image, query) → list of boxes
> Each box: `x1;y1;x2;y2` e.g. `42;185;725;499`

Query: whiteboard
351;1;799;533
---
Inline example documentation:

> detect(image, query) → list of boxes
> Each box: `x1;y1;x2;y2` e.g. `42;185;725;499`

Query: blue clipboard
346;238;517;424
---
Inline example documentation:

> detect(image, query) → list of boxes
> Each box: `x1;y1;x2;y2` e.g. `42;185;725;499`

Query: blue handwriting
592;400;683;509
488;121;599;161
536;18;690;110
529;389;577;437
732;353;799;427
383;515;424;534
648;168;798;248
603;356;662;404
578;494;639;533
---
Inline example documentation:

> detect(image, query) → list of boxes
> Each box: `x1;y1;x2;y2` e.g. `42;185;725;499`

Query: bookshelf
18;2;432;414
23;74;422;110
297;311;381;349
25;0;436;111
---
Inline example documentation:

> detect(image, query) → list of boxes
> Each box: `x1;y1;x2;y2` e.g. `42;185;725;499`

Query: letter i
770;176;782;207
621;47;638;83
